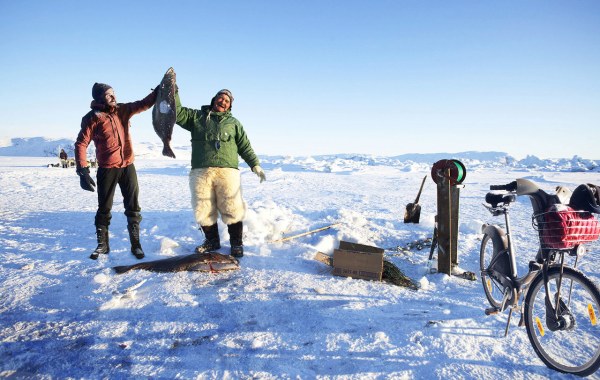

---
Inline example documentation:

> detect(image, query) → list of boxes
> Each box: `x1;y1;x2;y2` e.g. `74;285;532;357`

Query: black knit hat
216;89;233;102
210;89;234;110
92;83;113;102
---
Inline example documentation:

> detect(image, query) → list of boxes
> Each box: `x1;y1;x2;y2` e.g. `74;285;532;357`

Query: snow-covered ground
1;142;600;379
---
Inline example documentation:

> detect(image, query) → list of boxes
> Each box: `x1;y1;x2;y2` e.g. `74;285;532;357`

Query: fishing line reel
431;159;467;186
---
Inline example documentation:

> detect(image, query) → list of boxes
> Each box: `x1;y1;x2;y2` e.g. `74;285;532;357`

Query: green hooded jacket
175;93;260;170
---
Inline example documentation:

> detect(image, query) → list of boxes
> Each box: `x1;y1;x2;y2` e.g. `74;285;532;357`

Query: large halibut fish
113;252;240;274
152;67;177;158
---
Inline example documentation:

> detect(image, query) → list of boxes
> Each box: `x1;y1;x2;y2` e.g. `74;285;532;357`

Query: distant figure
59;149;68;168
75;81;158;260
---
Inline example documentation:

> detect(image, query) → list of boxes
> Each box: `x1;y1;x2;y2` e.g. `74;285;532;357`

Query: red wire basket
533;204;600;249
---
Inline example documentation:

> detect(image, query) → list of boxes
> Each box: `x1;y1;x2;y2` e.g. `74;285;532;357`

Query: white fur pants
189;167;246;226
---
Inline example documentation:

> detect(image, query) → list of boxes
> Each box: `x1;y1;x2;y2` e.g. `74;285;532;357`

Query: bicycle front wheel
480;233;505;309
524;266;600;376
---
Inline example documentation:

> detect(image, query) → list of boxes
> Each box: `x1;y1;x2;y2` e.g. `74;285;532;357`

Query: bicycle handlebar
489;181;518;192
485;193;517;207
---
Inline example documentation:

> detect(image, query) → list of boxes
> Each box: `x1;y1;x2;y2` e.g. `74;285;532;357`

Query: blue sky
1;1;598;159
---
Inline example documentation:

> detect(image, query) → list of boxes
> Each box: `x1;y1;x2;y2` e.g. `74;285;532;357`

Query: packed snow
1;138;600;379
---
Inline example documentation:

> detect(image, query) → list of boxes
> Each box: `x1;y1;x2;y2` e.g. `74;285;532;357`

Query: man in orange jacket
75;82;157;260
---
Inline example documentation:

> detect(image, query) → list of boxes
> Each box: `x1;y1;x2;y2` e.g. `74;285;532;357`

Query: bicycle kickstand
497;288;514;337
504;308;514;337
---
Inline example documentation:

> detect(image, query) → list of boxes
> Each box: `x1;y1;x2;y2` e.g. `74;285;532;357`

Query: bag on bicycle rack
569;183;600;214
536;203;600;249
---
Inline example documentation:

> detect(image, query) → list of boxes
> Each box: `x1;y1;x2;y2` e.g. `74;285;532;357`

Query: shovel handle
414;175;427;203
269;223;340;243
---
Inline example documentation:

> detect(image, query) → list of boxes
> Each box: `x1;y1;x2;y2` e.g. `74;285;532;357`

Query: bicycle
480;178;600;376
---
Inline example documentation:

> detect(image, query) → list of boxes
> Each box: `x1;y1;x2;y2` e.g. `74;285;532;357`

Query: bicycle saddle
515;178;561;214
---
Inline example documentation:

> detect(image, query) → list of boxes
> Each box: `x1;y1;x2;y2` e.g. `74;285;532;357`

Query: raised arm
122;89;158;117
175;92;199;132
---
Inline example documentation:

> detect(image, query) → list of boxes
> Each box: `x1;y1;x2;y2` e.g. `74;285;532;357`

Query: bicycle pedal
485;307;501;316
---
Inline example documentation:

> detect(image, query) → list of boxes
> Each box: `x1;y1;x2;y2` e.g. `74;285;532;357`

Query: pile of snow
0;137;75;157
1;136;598;172
0;137;194;161
259;153;599;173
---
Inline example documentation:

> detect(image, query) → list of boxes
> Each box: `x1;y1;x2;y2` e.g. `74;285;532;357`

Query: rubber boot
228;221;244;258
128;223;145;259
195;224;221;253
90;226;110;260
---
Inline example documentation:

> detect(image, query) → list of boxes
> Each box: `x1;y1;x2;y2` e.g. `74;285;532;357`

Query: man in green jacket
175;86;265;257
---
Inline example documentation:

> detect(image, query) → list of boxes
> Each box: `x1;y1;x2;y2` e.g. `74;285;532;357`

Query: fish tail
162;144;176;158
114;265;132;274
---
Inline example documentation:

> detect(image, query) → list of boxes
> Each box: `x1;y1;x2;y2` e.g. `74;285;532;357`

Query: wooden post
436;170;460;275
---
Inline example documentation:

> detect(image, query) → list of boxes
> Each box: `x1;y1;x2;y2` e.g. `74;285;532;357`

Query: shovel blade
404;203;422;224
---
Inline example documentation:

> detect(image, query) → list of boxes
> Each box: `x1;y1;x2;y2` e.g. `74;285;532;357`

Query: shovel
403;175;427;223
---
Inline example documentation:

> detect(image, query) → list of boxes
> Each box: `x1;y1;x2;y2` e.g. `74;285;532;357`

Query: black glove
76;166;96;192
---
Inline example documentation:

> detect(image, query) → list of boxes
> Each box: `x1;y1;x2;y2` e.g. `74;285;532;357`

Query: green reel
431;159;467;185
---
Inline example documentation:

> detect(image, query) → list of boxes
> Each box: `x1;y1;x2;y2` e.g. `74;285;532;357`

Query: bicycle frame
482;206;540;310
482;178;582;333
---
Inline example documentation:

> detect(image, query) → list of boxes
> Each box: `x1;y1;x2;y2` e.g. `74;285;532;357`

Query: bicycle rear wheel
480;233;505;309
524;266;600;376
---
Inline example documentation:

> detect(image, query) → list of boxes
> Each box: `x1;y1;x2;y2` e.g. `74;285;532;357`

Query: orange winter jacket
75;91;157;168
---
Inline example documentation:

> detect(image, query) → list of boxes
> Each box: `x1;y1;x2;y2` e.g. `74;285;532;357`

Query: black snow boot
90;226;110;260
228;221;244;258
127;223;145;259
195;224;221;253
